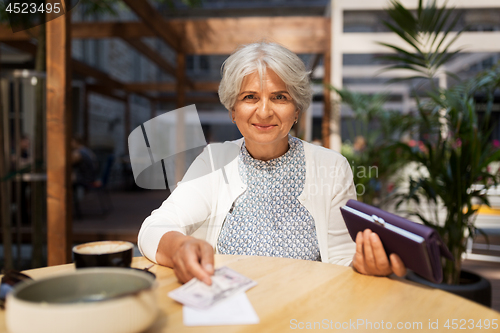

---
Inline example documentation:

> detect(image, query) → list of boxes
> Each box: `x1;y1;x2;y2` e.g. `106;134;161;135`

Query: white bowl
6;268;158;333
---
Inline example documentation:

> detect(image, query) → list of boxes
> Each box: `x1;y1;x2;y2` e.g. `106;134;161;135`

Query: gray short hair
218;42;312;115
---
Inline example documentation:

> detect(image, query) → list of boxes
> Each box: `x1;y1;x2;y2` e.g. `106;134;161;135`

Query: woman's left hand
352;229;407;277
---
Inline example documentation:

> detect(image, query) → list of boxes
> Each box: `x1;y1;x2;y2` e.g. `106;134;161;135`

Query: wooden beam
121;0;180;51
113;1;193;87
124;81;219;93
126;82;175;93
72;22;150;39
73;60;124;90
73;22;185;84
0;22;151;41
4;17;329;54
4;41;157;100
194;81;220;92
70;18;328;54
1;41;127;92
172;17;329;55
73;60;152;99
2;41;37;55
87;84;126;101
73;22;500;54
10;17;500;55
46;4;72;266
0;24;34;41
124;38;175;75
154;95;220;104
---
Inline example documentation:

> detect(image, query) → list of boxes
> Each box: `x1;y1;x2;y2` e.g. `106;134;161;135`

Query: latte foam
74;241;133;255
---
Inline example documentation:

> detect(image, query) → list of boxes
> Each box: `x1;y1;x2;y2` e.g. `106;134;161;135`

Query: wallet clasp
371;215;386;227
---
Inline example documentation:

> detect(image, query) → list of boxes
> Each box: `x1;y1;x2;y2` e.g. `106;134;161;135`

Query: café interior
0;0;500;332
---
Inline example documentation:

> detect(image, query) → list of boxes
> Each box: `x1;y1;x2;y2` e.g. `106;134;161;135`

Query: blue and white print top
217;135;320;261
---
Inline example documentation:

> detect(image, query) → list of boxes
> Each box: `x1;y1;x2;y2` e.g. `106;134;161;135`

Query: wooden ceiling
1;17;329;54
0;15;329;94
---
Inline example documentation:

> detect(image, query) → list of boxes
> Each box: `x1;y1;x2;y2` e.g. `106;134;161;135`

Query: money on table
168;266;257;309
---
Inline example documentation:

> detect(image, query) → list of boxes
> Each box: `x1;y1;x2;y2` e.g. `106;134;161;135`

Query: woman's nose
256;98;273;119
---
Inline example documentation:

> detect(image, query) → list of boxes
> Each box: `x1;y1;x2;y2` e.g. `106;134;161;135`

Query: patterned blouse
217;135;320;261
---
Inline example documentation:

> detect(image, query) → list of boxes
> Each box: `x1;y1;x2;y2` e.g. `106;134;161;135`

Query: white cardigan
138;138;357;266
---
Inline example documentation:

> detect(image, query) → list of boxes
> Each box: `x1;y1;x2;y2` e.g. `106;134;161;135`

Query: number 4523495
5;2;62;14
444;319;498;330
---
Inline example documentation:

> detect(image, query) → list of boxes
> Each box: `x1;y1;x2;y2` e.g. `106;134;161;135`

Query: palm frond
378;0;464;84
382;21;422;51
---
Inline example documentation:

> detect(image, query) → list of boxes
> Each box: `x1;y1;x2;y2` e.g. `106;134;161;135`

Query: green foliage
380;1;500;284
378;0;464;84
334;0;500;284
395;69;500;283
334;87;417;206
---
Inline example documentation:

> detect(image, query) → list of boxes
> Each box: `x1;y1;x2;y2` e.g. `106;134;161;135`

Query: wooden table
1;255;499;332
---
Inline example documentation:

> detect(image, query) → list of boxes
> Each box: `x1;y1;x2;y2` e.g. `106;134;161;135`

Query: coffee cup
73;241;134;268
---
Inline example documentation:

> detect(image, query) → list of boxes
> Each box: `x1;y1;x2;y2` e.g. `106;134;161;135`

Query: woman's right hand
156;231;215;285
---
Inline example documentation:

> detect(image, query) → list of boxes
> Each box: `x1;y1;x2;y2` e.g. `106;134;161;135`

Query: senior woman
138;42;406;285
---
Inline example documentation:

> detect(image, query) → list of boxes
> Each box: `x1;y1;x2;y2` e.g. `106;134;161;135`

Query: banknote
168;266;257;309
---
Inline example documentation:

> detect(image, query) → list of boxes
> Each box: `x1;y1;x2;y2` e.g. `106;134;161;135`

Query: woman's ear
231;109;236;123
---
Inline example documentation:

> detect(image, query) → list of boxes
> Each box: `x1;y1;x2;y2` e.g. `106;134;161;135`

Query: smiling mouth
253;124;276;130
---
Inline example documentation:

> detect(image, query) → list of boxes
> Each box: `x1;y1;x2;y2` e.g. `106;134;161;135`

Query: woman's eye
275;94;288;101
243;95;255;100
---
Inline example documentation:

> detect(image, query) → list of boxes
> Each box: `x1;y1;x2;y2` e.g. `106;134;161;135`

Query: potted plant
377;0;500;303
334;89;416;207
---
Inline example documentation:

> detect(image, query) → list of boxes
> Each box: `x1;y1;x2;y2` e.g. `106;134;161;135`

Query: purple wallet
340;199;454;284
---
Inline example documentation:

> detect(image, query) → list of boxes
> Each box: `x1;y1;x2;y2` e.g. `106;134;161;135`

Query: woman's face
232;68;298;160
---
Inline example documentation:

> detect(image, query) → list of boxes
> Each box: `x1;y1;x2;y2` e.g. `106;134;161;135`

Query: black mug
73;241;134;268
